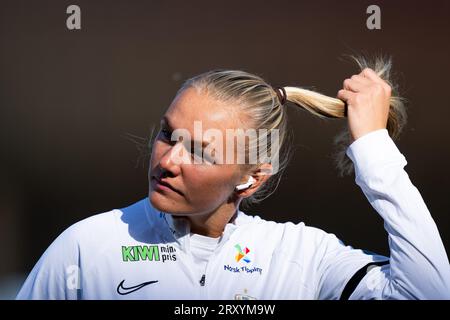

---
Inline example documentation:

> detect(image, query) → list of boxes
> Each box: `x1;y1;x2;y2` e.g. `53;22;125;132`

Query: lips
152;176;183;195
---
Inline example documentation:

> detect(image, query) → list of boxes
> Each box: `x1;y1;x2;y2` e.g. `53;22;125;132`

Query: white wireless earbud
235;176;256;191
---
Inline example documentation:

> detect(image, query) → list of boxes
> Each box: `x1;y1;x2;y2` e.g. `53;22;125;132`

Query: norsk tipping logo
235;244;251;263
223;244;262;275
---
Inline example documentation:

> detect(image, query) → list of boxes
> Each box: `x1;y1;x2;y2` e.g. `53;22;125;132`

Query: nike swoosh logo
116;279;159;295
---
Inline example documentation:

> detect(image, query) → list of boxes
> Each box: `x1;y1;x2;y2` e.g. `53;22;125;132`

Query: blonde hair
173;55;407;209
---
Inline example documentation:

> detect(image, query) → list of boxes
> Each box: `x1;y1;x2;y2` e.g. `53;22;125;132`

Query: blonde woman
17;57;450;300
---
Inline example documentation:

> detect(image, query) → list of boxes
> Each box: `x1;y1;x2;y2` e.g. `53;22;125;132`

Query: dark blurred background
1;0;449;299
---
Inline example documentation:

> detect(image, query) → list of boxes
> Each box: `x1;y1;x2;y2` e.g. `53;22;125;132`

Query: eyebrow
161;116;211;149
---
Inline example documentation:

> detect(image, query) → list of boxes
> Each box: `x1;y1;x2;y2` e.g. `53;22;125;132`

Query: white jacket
16;129;450;299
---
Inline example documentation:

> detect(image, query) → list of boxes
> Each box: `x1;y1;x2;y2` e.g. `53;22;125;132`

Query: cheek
183;165;237;199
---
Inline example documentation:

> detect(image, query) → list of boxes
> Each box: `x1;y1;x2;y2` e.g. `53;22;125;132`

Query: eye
159;128;172;141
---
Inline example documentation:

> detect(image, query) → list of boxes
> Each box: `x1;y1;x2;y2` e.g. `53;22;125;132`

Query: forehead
164;87;246;133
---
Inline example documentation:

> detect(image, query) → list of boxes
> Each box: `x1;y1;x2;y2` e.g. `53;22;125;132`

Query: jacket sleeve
342;129;450;299
15;225;81;300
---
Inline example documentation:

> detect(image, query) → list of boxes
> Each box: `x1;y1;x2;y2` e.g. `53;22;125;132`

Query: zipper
199;274;206;286
199;260;209;298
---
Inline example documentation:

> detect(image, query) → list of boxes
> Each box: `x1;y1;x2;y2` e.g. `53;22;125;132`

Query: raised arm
344;128;450;299
334;67;450;299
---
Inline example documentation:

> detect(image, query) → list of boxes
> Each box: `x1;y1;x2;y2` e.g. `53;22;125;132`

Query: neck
184;201;240;238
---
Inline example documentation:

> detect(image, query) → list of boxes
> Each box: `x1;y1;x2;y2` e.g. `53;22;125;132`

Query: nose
158;142;186;177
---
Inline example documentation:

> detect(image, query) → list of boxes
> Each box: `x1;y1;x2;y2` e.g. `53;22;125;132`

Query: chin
148;190;187;215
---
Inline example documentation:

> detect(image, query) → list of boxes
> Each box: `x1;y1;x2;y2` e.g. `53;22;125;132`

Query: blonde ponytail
282;55;407;176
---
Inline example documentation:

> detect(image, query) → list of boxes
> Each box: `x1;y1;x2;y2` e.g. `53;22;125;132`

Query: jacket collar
144;197;247;252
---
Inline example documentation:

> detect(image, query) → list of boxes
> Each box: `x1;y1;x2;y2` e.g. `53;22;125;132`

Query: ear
236;163;273;198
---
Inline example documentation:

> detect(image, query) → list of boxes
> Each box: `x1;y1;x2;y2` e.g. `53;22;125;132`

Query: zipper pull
199;274;206;286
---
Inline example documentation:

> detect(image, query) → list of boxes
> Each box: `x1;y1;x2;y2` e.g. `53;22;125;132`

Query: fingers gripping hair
281;54;407;176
